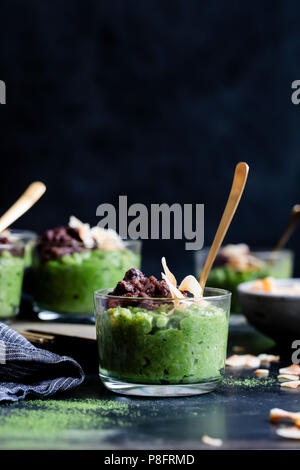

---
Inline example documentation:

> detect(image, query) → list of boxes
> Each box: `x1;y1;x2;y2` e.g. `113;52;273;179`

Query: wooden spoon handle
272;204;300;254
0;181;46;233
199;162;249;290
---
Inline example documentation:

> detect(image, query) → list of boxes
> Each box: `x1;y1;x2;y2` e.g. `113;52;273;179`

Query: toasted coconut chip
280;380;300;389
91;226;124;250
78;224;94;248
222;244;249;257
254;369;269;377
245;355;261;369
276;426;300;439
270;408;300;424
161;273;185;299
69;216;94;248
161;257;177;287
233;346;245;353
251;277;274;292
225;355;248;368
278;374;299;382
201;435;223;447
69;216;125;250
226;354;261;369
69;215;85;229
279;365;300;376
179;275;203;298
258;354;280;364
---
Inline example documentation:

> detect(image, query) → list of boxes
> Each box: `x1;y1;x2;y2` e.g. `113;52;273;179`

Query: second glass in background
32;240;142;321
195;247;294;313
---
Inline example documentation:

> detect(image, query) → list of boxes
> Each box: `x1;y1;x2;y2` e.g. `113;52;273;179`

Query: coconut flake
258;354;280;364
69;215;85;229
278;374;299;382
201;435;223;447
279;365;300;376
254;369;269;377
225;355;248;368
270;408;300;428
178;275;203;298
161;273;185;299
161;257;177;287
280;381;300;389
91;226;124;250
276;427;300;439
69;216;94;248
226;354;261;369
244;355;261;369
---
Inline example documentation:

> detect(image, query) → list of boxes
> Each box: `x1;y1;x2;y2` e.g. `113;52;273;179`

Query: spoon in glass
199;162;249;291
268;204;300;264
0;181;46;233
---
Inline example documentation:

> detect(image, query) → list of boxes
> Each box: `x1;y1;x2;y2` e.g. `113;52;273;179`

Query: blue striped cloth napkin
0;323;85;402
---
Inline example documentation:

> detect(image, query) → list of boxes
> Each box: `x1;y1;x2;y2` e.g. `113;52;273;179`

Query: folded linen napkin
0;323;85;402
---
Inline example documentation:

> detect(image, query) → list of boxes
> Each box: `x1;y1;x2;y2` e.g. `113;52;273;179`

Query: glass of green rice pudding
0;237;25;321
95;267;231;397
195;245;293;313
32;217;141;322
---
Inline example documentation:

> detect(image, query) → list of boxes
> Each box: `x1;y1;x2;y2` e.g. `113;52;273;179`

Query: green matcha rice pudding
0;237;25;320
95;263;231;397
33;217;141;320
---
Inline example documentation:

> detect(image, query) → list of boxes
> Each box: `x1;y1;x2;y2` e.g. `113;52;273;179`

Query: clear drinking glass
0;241;25;321
95;287;231;397
32;240;142;321
195;247;294;313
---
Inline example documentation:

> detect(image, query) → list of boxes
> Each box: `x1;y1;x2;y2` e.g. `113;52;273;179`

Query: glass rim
0;240;25;249
195;246;293;256
94;286;231;302
34;238;142;247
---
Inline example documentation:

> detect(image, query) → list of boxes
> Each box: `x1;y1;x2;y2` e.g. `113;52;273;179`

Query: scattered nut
276;427;300;439
254;369;269;378
258;354;280;364
279;365;300;376
278;374;299;382
201;435;223;447
270;408;300;427
233;346;245;353
280;381;300;389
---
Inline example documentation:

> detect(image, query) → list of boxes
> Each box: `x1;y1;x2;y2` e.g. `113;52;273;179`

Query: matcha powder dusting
0;398;132;450
222;376;276;388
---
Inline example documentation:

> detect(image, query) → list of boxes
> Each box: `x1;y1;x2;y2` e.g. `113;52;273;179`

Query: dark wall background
0;0;299;278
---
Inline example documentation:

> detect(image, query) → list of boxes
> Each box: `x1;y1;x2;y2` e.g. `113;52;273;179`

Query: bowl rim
237;278;300;300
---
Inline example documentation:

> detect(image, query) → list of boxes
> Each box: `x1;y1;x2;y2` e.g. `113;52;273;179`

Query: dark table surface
1;316;300;450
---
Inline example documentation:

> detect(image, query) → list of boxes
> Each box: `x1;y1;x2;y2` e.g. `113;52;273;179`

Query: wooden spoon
199;162;249;290
269;204;300;263
0;181;46;233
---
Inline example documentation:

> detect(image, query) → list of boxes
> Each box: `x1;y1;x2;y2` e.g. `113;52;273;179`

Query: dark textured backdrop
0;0;299;278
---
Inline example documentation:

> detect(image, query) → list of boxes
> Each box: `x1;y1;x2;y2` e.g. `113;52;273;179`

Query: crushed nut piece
254;369;269;377
280;381;300;389
201;435;223;447
279;365;300;376
225;355;248;368
276;427;300;439
278;374;299;382
226;354;260;369
258;354;280;364
233;346;245;353
270;408;300;427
